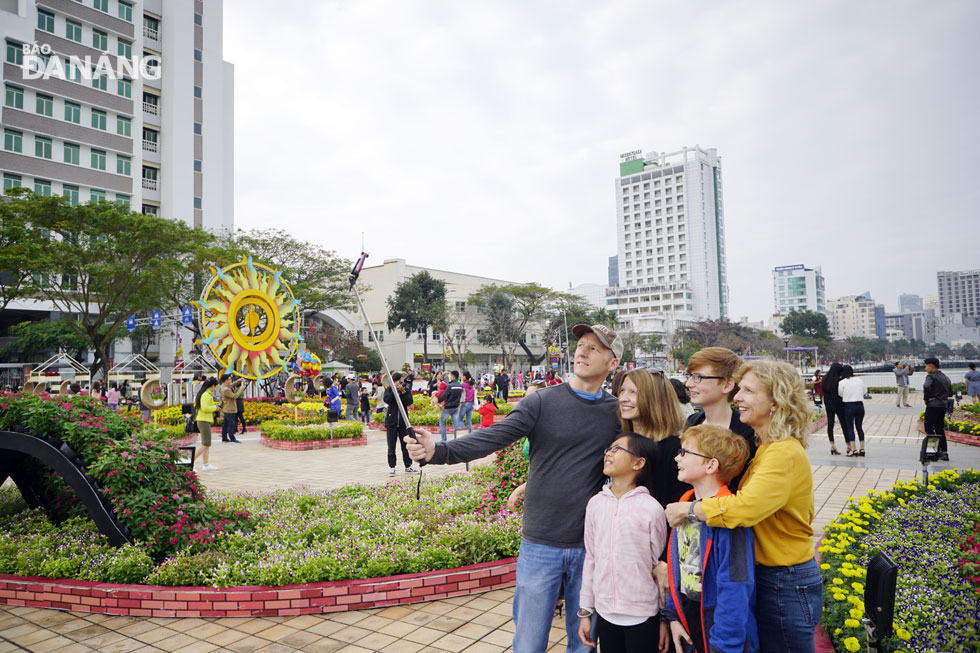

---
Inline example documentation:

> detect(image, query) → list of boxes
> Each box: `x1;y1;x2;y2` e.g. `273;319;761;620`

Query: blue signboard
151;311;162;330
182;306;193;325
126;315;136;333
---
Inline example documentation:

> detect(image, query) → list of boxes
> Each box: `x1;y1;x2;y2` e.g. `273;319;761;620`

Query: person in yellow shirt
665;359;822;653
194;377;220;471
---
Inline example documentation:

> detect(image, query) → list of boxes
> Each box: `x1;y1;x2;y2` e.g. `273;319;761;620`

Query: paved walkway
2;395;979;652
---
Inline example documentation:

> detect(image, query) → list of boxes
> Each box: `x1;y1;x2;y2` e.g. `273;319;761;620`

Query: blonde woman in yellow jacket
665;359;821;653
194;377;220;471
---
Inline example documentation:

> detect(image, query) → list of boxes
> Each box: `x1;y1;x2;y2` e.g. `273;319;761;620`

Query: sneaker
896;404;901;408
389;468;396;476
904;404;912;408
201;463;218;471
229;437;241;443
405;466;418;473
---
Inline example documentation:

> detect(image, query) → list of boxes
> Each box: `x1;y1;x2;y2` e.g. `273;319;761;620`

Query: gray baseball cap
571;324;624;359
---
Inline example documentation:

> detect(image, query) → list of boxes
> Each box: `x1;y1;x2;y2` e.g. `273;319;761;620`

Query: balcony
143;25;159;41
142;139;157;153
141;178;157;191
142;101;158;116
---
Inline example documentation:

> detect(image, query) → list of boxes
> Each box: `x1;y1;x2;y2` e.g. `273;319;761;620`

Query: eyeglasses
677;447;712;460
603;444;636;457
684;372;724;384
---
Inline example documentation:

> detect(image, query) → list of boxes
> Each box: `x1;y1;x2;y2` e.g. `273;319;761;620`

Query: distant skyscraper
899;293;923;313
829;295;880;340
937;269;980;319
610;145;728;335
772;264;826;315
608;255;618;287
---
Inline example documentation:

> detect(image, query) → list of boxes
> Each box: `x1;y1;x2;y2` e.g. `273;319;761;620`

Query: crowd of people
403;323;823;653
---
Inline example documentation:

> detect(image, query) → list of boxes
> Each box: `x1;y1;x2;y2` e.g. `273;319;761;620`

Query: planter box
0;557;517;618
916;419;980;447
260;433;368;451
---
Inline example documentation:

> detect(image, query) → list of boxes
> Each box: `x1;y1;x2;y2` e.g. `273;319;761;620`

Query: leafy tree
927;342;953;358
386;271;448;366
19;193;218;381
471;283;555;369
780;310;831;341
639;333;665;358
0;187;49;314
129;325;159;358
0;319;91;362
958;342;978;359
439;300;481;372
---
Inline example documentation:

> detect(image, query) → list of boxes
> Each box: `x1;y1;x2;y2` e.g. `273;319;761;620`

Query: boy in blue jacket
664;424;758;653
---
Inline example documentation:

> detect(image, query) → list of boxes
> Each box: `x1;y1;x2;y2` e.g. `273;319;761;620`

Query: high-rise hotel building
938;269;980;320
1;0;233;230
609;146;729;336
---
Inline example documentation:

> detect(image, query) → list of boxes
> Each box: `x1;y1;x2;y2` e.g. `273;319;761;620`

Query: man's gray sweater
429;383;620;548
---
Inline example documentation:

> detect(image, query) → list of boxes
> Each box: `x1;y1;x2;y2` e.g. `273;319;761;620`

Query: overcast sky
223;0;980;322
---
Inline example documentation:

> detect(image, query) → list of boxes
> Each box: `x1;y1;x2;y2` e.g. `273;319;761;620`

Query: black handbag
184;414;200;434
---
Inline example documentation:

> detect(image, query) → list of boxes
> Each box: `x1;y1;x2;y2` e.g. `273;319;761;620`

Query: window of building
90;189;105;202
63;142;80;164
92;29;107;51
117;115;131;136
3;129;22;153
3;173;22;191
93;0;108;12
117;39;132;59
193;196;202;209
118;0;133;21
92;74;107;91
144;15;160;38
5;84;23;109
34;179;52;196
193;159;202;172
6;41;24;65
455;301;466;312
193;85;202;98
37;9;54;32
65;19;82;42
115;194;129;207
62;184;79;205
142;204;158;216
91;148;106;170
142;165;157;182
117;154;130;175
118;78;132;98
194;12;202;25
194;48;202;61
35;93;53;116
64;101;80;123
35;136;52;159
193;122;202;134
91;109;106;130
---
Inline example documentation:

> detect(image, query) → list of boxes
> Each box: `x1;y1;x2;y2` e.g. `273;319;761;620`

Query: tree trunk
422;334;428;368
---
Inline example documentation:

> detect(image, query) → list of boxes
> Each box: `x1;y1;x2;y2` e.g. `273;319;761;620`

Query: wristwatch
687;500;701;523
577;607;594;618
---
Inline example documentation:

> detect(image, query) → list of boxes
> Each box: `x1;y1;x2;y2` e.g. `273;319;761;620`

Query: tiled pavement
3;395;979;652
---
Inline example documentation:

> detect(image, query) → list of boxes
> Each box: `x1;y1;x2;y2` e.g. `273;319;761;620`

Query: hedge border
0;558;517;618
259;433;368;450
916;419;980;447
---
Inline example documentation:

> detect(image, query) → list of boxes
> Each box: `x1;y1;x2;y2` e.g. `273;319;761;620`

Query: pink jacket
581;485;667;618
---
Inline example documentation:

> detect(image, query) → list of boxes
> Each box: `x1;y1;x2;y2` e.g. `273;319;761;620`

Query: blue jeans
754;558;822;653
513;539;588;653
439;407;460;441
458;401;474;431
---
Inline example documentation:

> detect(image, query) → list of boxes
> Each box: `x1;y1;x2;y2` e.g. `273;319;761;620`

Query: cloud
223;0;980;320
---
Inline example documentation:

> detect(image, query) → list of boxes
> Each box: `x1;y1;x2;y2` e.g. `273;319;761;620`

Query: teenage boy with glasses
683;347;756;492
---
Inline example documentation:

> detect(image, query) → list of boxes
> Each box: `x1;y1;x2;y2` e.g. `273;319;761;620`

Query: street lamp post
783;338;790;363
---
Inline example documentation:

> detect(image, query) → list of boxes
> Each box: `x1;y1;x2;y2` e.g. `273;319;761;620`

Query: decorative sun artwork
194;256;302;379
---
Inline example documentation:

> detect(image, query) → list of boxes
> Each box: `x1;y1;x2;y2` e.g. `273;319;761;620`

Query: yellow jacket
700;438;814;567
196;391;218;424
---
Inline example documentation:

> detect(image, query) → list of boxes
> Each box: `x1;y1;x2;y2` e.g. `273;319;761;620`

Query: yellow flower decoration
844;619;860;628
820;563;830;570
850;608;863;619
844;637;861;652
833;577;844;585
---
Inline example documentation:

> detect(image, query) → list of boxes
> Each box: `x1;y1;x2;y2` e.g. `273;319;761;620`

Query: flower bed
917;403;980;442
260;421;363;442
818;469;980;652
152;402;295;427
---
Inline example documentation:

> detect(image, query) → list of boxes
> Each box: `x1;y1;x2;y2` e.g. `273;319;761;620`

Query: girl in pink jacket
578;432;669;652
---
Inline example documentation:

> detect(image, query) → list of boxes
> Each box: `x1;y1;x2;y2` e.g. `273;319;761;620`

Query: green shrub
260;421;364;441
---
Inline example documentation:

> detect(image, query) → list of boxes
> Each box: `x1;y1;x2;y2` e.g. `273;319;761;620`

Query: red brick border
810;415;828;433
916;419;980;447
0;558;517;618
259;433;368;451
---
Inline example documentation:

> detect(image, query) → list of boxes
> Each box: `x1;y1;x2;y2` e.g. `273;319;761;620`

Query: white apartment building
1;0;233;230
356;259;553;373
772;264;826;315
938;269;980;319
828;295;879;340
609;146;729;337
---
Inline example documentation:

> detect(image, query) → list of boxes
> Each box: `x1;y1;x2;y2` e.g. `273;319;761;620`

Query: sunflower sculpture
194;256;302;379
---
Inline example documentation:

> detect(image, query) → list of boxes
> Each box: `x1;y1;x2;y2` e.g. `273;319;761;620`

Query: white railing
141;178;157;191
143;26;159;40
142;139;157;153
142;101;158;115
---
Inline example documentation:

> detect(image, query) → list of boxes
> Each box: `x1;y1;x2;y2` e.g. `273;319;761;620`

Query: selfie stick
347;253;417;455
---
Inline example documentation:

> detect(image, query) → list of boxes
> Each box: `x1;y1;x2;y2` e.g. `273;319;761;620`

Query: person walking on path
821;363;845;455
344;376;361;421
383;373;418;476
922;357;953;461
359;385;371;424
894;361;912;408
406;324;622;653
219;374;245;444
106;382;121;412
437;370;464;441
665;359;822;653
235;393;247;435
458;371;476;432
838;365;867;456
965;362;980;404
193;377;220;471
812;369;823;406
477;394;497;429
